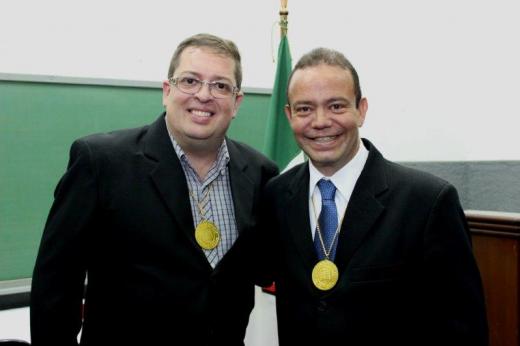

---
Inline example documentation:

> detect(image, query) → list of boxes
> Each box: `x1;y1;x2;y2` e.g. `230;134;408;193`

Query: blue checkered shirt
168;135;238;268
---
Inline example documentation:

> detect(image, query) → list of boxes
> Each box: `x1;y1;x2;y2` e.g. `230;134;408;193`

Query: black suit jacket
30;114;278;346
257;139;488;346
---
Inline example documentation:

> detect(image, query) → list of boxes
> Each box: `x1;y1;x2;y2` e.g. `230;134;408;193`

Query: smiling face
285;64;368;176
162;46;243;154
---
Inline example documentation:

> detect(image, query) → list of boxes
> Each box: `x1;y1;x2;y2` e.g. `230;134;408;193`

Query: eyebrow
178;71;234;83
291;101;314;108
327;97;351;104
291;97;351;108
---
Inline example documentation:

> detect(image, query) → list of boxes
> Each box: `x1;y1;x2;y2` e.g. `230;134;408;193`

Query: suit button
317;300;328;312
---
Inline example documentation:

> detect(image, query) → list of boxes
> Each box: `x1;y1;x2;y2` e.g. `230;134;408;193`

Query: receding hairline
167;33;242;89
286;47;362;107
176;46;238;78
287;63;359;105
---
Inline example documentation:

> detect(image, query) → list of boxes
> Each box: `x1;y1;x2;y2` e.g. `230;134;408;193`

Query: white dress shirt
308;140;369;240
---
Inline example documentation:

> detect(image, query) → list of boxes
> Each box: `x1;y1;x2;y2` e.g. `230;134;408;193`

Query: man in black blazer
256;48;488;345
30;33;278;345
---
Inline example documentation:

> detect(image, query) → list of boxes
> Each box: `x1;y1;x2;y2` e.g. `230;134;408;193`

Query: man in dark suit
30;33;278;346
256;48;488;345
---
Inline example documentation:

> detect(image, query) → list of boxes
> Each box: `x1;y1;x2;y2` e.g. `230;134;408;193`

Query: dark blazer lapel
226;139;254;234
334;140;388;273
286;163;317;271
143;115;201;252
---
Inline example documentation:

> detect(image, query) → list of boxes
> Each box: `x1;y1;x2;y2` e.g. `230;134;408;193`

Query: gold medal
310;192;345;291
312;259;339;290
195;220;220;250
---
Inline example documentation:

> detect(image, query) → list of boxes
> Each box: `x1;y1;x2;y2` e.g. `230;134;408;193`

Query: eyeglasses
169;76;239;99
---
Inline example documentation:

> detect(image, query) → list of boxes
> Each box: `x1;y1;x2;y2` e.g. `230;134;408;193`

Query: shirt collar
308;139;369;200
165;117;230;181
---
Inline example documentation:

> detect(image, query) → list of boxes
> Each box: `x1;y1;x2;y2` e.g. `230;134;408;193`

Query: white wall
2;0;519;162
0;307;30;342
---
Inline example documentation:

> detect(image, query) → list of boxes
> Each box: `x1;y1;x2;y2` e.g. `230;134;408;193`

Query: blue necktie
314;179;339;261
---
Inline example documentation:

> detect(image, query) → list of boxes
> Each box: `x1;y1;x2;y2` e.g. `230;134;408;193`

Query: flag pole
262;0;299;170
280;0;288;37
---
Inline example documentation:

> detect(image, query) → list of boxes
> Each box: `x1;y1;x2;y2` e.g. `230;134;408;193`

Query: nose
311;107;331;129
195;81;213;101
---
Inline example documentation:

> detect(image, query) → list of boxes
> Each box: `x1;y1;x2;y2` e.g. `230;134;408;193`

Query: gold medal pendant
312;259;339;291
195;220;220;250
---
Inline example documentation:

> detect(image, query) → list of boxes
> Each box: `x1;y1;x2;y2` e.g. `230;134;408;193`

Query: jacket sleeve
421;183;489;345
249;177;280;288
30;139;99;346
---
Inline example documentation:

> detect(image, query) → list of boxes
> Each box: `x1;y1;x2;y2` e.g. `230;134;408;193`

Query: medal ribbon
189;183;214;224
311;179;346;261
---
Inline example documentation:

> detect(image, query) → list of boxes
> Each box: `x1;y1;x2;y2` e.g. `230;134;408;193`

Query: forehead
177;47;236;80
289;64;355;100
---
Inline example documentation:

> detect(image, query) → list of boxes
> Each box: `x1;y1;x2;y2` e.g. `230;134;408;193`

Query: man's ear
231;91;244;118
357;97;368;127
284;104;292;122
162;80;171;107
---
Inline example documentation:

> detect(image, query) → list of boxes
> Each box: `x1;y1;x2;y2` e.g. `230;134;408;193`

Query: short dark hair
287;47;362;107
167;33;242;89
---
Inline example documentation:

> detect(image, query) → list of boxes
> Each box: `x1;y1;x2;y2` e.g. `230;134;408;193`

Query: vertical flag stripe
263;35;300;169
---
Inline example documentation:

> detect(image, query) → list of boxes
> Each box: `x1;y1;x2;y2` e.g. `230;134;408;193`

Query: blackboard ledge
0;278;31;310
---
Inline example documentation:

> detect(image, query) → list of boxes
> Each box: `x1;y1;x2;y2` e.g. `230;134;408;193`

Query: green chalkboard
0;78;271;281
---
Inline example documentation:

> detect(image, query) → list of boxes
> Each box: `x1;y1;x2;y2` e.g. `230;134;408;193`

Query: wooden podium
466;210;520;346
